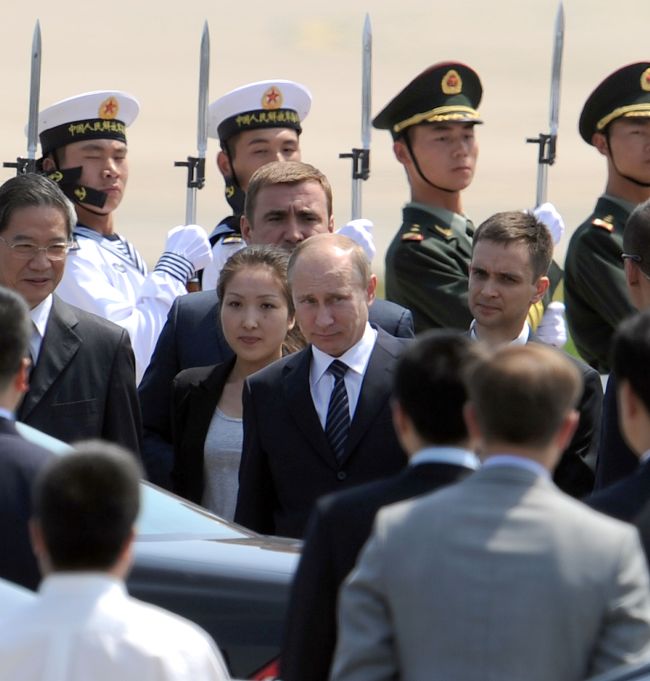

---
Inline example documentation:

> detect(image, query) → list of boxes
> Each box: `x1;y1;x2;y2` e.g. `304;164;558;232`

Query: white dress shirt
29;294;53;364
0;573;230;681
410;446;480;470
469;319;530;345
309;323;378;430
482;453;550;479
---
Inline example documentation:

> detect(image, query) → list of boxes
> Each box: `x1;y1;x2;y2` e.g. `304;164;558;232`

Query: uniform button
337;471;347;481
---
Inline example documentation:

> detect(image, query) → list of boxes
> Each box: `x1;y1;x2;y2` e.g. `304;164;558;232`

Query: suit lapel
18;297;82;419
186;360;235;445
283;348;338;470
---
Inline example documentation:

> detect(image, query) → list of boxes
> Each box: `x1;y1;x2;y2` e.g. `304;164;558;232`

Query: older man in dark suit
138;161;413;487
281;330;480;681
0;174;141;454
0;286;53;590
234;233;410;538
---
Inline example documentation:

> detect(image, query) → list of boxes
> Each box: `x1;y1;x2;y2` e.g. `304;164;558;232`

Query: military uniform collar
406;201;470;233
602;193;637;214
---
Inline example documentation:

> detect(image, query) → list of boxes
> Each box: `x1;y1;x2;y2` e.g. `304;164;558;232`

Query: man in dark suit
467;210;602;497
595;198;650;490
0;285;53;590
281;330;481;681
234;233;410;537
0;174;141;454
587;309;650;520
138;161;414;486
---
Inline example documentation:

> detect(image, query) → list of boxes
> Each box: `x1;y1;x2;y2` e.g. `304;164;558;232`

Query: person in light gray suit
332;343;650;681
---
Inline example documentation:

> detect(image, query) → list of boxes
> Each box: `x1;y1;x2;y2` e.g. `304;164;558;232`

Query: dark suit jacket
281;460;474;681
528;334;602;498
138;289;414;487
595;373;639;490
16;296;141;455
234;329;410;538
0;417;53;590
586;458;650;522
171;358;236;503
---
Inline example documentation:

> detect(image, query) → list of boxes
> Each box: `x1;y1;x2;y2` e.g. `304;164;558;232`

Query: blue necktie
326;360;350;462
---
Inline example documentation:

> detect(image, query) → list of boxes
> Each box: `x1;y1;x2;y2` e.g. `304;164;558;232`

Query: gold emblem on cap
98;96;119;120
262;86;283;110
441;70;462;95
641;68;650;92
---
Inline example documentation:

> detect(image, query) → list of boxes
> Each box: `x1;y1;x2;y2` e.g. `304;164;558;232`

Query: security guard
201;79;311;290
565;62;650;373
38;90;212;381
373;62;483;332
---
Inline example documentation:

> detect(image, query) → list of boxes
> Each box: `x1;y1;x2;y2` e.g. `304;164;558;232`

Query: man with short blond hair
332;343;650;681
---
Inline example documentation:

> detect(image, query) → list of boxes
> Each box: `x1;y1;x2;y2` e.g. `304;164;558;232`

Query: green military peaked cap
373;62;483;140
579;62;650;144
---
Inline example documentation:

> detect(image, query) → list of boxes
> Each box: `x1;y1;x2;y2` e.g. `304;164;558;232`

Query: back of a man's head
612;309;650;414
32;441;141;572
244;160;333;223
0;286;31;393
624;199;650;279
393;330;482;446
466;344;582;450
473;210;553;280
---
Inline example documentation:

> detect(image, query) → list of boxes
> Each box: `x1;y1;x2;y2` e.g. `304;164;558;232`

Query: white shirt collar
410;446;480;470
0;407;14;420
640;450;650;465
29;294;53;340
310;322;377;382
481;454;550;479
469;320;530;346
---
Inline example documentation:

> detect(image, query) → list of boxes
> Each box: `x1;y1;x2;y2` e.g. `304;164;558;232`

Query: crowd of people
1;56;650;680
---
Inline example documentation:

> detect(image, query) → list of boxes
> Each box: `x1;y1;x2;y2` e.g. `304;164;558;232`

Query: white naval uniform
201;221;245;292
0;573;230;681
56;227;188;383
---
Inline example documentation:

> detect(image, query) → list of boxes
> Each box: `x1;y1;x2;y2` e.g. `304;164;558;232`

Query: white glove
535;301;567;348
155;224;213;283
336;219;376;262
532;202;565;245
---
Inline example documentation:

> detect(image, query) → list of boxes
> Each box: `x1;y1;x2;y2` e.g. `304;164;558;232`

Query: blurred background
1;0;647;275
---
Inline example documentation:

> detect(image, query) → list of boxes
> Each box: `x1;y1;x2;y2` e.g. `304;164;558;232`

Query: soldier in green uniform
565;62;650;373
373;62;482;332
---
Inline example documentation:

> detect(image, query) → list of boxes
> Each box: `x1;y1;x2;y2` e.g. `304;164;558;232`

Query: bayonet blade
361;13;372;151
26;20;42;166
548;1;564;146
197;21;210;160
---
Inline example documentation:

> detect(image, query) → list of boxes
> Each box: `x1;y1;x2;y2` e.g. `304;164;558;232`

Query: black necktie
326;360;350;462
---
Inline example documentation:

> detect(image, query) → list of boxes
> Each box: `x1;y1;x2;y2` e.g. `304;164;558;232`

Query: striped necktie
325;360;350;462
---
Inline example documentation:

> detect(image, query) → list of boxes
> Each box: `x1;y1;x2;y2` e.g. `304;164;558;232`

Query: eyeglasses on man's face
622;253;650;281
0;235;71;261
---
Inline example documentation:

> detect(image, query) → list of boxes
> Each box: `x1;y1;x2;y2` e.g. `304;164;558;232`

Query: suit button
337;471;347;481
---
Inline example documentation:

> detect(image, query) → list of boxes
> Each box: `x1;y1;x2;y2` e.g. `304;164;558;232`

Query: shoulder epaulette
401;223;424;242
591;215;615;232
221;233;244;245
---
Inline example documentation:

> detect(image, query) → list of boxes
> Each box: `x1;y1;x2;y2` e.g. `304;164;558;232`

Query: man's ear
531;276;550;304
241;214;253;244
393;139;411;166
41;155;56;172
366;273;377;306
625;258;640;288
592;132;609;158
217;150;233;179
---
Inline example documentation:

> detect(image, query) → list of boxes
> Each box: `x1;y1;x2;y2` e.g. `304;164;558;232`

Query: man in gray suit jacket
0;174;141;454
332;343;650;681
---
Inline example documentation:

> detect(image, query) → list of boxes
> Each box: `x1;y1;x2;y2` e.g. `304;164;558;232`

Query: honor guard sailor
37;90;213;382
200;79;311;290
565;63;650;373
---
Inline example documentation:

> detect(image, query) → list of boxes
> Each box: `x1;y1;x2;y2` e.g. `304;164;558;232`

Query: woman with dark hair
171;245;303;518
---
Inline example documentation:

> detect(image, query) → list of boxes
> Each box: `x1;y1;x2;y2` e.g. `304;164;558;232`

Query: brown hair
244;161;333;225
473;211;553;280
217;245;305;354
466;344;582;448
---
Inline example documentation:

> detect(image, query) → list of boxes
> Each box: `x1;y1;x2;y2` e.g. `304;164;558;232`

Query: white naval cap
38;90;140;155
208;79;311;142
